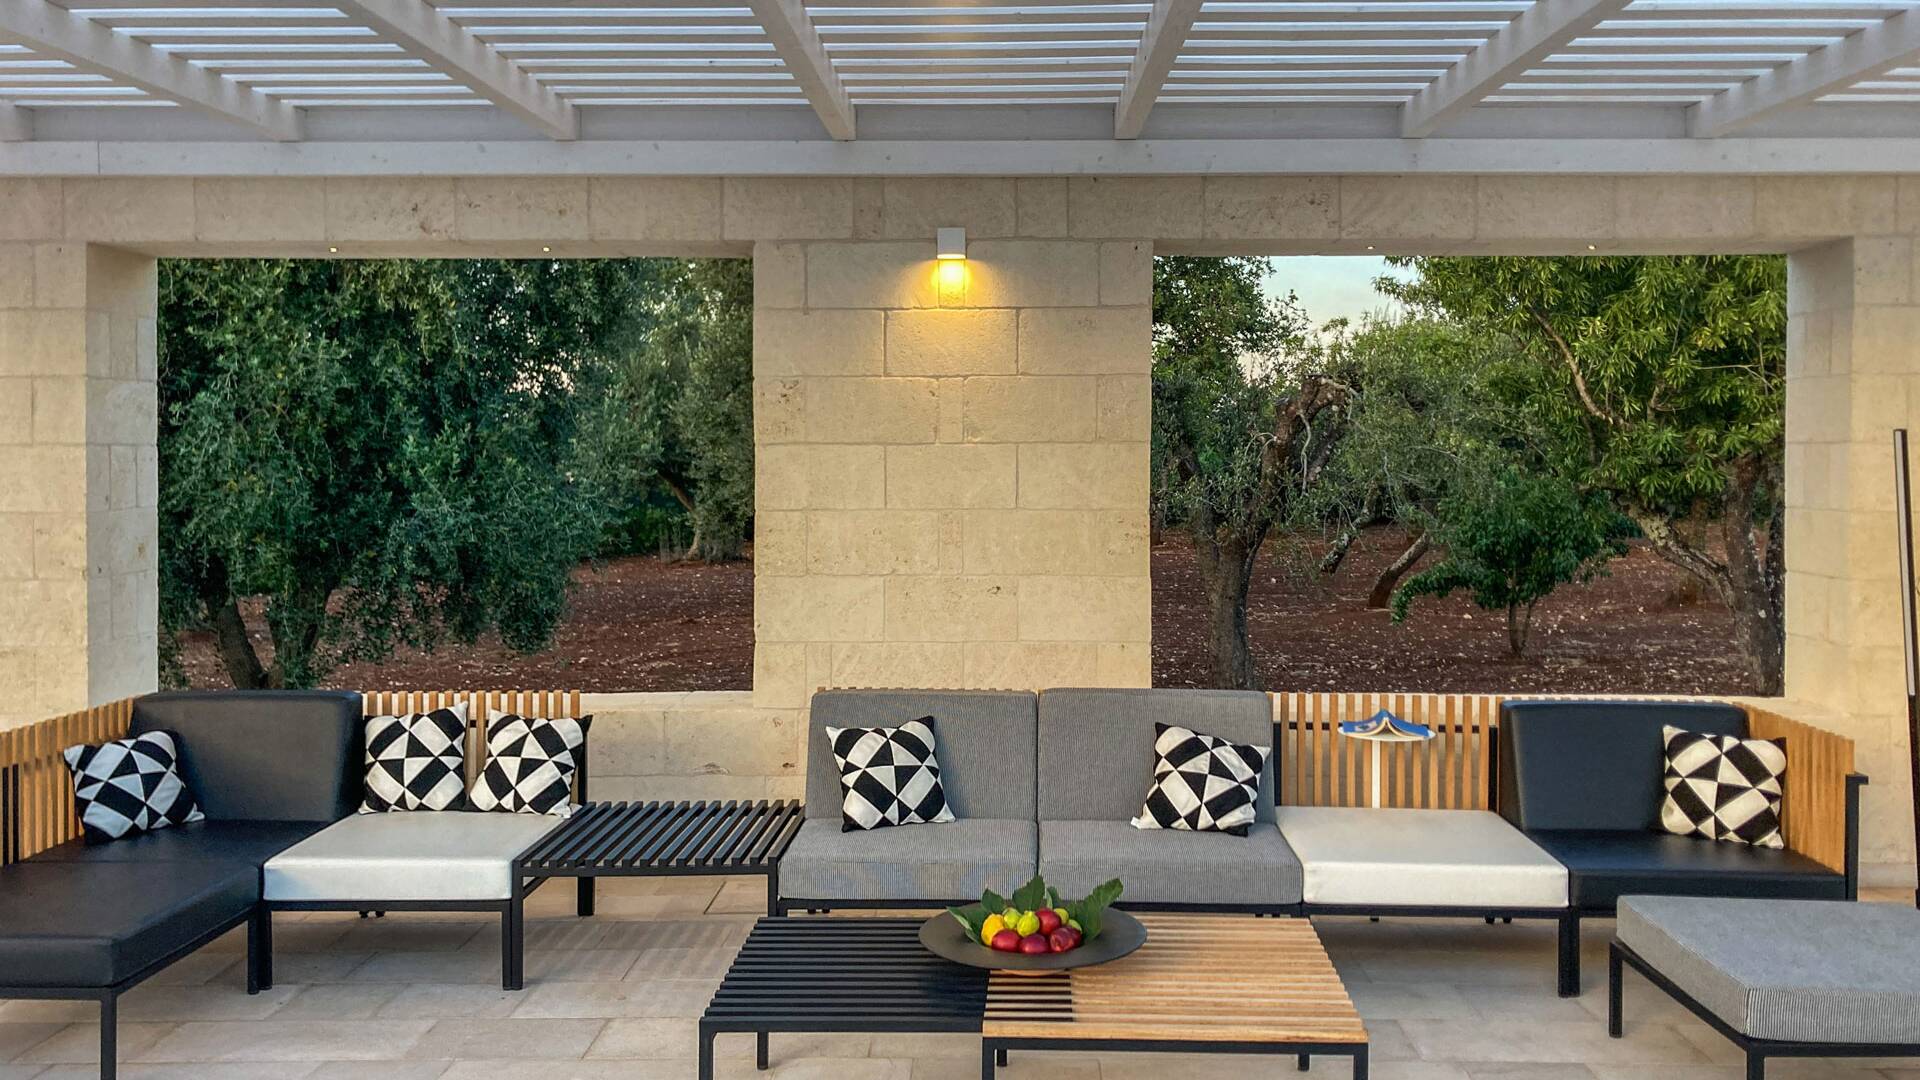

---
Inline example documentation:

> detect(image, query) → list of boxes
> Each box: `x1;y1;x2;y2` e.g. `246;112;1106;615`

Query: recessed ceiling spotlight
1588;244;1598;251
328;246;339;253
1365;245;1375;251
542;246;552;253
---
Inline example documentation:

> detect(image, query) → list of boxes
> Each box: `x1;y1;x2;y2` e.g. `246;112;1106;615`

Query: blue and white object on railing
1337;709;1435;807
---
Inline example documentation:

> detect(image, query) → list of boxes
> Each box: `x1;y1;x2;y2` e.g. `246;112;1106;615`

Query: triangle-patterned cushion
470;712;592;816
1658;724;1787;849
826;717;956;832
1131;722;1268;836
361;705;470;813
63;730;205;844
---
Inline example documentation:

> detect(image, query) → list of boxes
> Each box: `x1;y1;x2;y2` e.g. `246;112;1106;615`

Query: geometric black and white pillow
469;712;592;817
1131;722;1269;837
1658;724;1787;849
826;717;956;833
360;705;470;813
63;731;205;845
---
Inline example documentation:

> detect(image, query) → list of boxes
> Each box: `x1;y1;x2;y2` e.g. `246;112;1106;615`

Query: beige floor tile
116;983;303;1022
377;984;527;1020
0;1024;67;1060
32;1063;317;1080
332;919;487;953
713;1056;912;1080
135;1020;434;1063
11;1022;173;1065
404;1018;606;1061
513;979;720;1019
1348;982;1477;1020
0;1066;44;1079
309;1063;452;1080
582;1017;701;1059
1461;1065;1597;1079
439;1061;687;1080
268;984;404;1020
710;878;773;916
1401;1020;1706;1067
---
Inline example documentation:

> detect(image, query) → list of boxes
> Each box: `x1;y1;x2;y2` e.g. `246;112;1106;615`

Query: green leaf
979;888;1007;915
947;903;985;938
1009;875;1047;914
1075;878;1124;942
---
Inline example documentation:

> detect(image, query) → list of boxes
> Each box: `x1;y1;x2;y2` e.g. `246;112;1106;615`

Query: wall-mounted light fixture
936;227;966;262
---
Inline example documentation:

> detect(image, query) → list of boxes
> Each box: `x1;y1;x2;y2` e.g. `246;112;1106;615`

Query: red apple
1018;933;1049;955
989;928;1022;952
1036;909;1062;935
1047;927;1076;953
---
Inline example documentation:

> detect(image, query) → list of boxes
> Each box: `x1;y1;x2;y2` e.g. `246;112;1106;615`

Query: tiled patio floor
2;882;1916;1079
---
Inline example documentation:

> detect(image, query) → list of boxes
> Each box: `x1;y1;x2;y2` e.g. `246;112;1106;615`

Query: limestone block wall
747;183;1154;708
0;240;157;729
581;690;806;802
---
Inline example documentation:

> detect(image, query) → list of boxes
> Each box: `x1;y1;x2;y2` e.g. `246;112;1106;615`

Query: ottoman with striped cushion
1609;895;1920;1080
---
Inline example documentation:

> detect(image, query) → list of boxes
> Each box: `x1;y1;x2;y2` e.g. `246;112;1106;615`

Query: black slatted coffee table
699;917;989;1080
700;914;1370;1080
514;799;805;918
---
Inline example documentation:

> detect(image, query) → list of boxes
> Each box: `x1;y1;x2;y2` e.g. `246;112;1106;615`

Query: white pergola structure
0;0;1915;156
2;1;1920;886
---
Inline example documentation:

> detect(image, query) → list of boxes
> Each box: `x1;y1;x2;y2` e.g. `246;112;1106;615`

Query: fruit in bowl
947;875;1122;956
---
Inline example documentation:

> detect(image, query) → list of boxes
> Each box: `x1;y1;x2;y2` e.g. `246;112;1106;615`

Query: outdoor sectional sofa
0;689;588;1079
779;688;1864;997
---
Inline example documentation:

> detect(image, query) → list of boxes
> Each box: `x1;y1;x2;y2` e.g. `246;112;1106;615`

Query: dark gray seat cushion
1039;819;1303;906
29;820;328;868
132;690;364;822
1618;896;1920;1043
1037;688;1275;822
0;861;258;988
1531;830;1845;909
779;817;1036;903
804;690;1037;822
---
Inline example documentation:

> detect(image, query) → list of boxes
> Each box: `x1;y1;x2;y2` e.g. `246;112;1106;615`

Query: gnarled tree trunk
1367;532;1430;609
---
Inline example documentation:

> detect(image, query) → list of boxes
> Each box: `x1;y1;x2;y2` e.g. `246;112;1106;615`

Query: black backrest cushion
1497;699;1748;832
130;691;363;823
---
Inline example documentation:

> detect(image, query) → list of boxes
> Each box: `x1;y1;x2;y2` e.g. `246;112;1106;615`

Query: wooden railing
1276;692;1504;810
1745;703;1859;873
0;698;134;865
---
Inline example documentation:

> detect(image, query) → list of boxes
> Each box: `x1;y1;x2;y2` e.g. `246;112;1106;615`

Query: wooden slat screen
360;689;585;785
1743;702;1858;873
0;698;135;865
1275;692;1503;810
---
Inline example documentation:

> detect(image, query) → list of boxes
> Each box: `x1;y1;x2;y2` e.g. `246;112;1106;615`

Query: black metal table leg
248;905;273;994
995;1047;1007;1066
99;993;117;1080
698;1022;715;1080
1558;913;1581;997
1747;1051;1765;1080
980;1040;996;1080
577;876;595;917
757;1031;769;1069
1352;1043;1368;1080
1297;1052;1310;1069
1607;943;1624;1038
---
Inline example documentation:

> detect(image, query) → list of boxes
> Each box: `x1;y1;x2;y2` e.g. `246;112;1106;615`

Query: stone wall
0;241;157;729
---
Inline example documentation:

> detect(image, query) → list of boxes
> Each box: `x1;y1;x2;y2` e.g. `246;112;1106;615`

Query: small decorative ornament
1337;709;1436;809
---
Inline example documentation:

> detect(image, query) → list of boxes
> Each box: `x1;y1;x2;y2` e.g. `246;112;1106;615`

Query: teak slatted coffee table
698;913;1368;1080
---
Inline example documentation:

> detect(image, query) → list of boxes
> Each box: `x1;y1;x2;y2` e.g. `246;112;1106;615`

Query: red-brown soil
1153;528;1753;695
177;527;1754;696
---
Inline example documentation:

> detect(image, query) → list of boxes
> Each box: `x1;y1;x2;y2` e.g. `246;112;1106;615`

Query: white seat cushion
1276;807;1568;909
264;812;562;902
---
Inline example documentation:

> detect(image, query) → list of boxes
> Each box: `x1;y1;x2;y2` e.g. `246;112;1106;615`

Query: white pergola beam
745;0;856;140
0;0;300;141
1689;8;1920;137
1400;0;1635;138
0;103;27;142
331;0;576;141
1115;0;1203;139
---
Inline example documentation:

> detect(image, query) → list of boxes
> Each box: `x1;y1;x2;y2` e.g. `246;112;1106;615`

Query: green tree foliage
1380;256;1787;691
1153;257;1350;688
159;258;651;689
1391;470;1629;656
591;259;754;562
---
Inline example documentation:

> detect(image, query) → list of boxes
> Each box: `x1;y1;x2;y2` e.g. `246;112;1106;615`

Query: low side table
514;799;805;920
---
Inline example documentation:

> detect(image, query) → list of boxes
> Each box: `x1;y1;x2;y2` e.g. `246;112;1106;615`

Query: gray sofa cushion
779;817;1036;903
132;690;364;823
1037;688;1275;822
805;690;1037;820
1618;896;1920;1043
1039;819;1302;906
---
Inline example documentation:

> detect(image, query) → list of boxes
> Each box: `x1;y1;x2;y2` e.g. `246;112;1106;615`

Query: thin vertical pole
1894;429;1920;908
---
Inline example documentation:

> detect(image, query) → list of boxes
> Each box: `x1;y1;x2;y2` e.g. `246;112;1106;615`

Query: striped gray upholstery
1618;896;1920;1043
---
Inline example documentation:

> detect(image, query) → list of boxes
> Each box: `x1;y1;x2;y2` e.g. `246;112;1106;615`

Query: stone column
0;240;159;728
1784;235;1920;883
750;209;1154;708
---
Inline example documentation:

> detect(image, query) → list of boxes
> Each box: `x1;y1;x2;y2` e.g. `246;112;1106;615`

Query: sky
1260;255;1414;330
